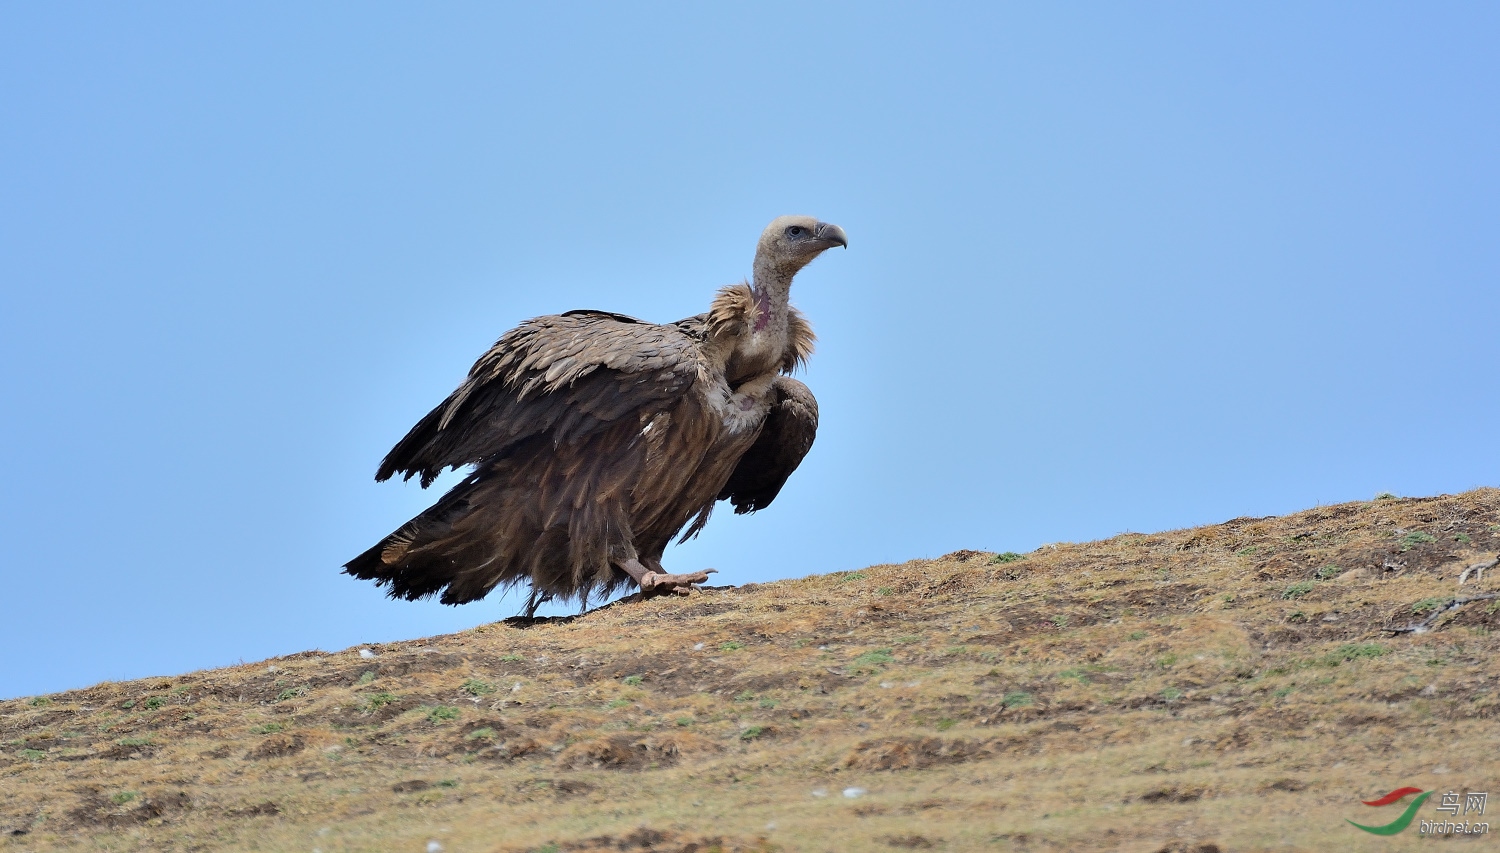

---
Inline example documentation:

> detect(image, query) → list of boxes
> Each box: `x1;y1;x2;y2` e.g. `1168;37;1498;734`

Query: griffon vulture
344;216;846;612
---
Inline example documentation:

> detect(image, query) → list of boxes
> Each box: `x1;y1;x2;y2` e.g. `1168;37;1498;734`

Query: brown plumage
344;216;846;609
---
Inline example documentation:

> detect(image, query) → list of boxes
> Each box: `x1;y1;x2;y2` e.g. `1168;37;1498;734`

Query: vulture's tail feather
343;472;487;603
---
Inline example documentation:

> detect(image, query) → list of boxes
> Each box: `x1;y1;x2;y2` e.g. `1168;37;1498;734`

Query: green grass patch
116;737;152;747
606;699;630;709
276;686;308;702
1236;546;1259;557
990;552;1023;564
465;727;496;741
852;648;895;667
18;749;45;761
622;675;643;686
461;678;495;695
720;641;744;652
144;696;165;710
739;726;766;741
356;670;376;685
27;697;51;707
838;571;868;583
1003;691;1033;708
498;653;524;662
1316;565;1342;580
1398;531;1437;551
1282;580;1316;599
362;692;398;712
426;706;461;723
1411;597;1450;615
1162;687;1183;701
1322;644;1387;665
250;722;284;734
935;718;957;731
110;791;138;805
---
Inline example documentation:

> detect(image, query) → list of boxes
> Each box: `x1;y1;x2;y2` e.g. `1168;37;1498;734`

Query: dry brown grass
5;490;1500;852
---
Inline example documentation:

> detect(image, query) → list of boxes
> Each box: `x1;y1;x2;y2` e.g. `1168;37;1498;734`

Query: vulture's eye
786;225;805;237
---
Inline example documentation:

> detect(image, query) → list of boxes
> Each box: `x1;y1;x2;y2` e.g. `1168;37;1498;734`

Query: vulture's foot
615;558;715;598
641;569;716;596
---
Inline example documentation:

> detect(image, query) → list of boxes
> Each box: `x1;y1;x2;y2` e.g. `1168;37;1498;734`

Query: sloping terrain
4;490;1499;852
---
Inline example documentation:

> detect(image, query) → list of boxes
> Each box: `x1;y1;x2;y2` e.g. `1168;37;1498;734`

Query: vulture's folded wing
377;310;704;487
717;376;819;513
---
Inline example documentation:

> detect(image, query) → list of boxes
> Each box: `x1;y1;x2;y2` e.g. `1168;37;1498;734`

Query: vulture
344;215;846;612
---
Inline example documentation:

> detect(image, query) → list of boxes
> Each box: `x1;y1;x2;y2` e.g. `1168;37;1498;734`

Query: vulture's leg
614;557;715;597
521;587;554;620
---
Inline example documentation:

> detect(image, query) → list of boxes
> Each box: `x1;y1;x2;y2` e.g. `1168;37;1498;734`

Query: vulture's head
757;215;848;273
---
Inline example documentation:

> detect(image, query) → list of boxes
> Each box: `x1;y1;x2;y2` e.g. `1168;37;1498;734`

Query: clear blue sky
3;4;1497;700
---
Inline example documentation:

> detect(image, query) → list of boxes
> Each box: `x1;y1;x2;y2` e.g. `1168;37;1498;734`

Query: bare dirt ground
4;490;1499;852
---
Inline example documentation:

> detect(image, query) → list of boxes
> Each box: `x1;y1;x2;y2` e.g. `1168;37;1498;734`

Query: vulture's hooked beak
814;222;848;249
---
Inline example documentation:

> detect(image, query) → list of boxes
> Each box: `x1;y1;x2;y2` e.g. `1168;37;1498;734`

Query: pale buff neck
750;254;799;334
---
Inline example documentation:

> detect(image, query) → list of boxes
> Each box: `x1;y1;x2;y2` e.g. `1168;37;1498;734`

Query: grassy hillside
4;490;1499;852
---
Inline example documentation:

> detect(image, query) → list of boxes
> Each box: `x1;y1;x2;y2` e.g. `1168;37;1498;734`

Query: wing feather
377;311;703;487
717;376;818;513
